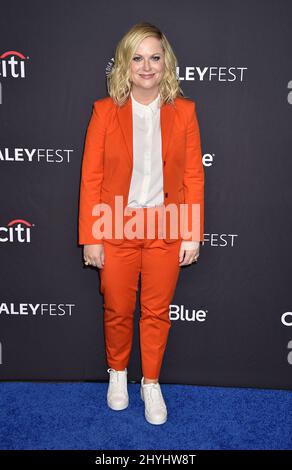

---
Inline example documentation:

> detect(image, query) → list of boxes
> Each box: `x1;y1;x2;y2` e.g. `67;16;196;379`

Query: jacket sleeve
78;101;106;245
182;100;205;242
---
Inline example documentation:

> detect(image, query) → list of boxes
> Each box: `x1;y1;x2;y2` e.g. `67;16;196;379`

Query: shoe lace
144;383;166;409
107;368;127;387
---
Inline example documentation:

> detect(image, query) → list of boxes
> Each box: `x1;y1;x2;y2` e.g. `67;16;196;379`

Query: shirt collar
130;91;160;117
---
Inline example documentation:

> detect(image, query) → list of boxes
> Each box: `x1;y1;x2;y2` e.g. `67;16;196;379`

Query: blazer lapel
116;94;175;168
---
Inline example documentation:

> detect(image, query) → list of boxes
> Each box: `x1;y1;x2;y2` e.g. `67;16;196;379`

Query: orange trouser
99;209;181;379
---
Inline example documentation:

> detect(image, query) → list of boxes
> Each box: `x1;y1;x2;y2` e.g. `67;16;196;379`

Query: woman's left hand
179;241;200;266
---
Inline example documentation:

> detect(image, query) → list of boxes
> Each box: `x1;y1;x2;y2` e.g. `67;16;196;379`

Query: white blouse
127;91;197;250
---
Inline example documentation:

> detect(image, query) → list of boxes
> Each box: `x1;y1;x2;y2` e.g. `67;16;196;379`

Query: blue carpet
0;382;291;450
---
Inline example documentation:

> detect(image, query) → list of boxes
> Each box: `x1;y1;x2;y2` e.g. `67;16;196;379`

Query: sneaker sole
107;399;129;411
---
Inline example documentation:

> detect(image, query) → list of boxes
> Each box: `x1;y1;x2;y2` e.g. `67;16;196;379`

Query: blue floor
0;382;291;450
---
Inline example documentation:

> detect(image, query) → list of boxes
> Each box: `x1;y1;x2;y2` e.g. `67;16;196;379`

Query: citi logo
0;51;27;78
169;304;207;322
0;219;34;243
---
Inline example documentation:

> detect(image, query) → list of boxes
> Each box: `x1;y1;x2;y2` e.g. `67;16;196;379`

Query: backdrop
1;0;291;389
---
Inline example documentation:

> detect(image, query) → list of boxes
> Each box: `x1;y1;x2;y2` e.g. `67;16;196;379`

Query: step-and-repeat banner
1;0;291;389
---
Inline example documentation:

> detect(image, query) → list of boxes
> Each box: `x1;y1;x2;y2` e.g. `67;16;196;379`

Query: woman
78;22;204;425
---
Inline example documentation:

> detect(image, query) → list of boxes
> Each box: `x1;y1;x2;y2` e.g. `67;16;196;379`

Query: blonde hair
107;22;185;107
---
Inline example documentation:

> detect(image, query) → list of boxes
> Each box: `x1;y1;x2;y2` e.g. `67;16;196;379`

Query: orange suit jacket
78;94;204;245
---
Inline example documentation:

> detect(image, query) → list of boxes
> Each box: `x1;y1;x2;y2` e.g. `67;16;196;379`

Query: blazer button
165;192;168;198
163;161;166;166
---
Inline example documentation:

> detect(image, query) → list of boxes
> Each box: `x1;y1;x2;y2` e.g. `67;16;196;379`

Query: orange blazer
78;94;204;245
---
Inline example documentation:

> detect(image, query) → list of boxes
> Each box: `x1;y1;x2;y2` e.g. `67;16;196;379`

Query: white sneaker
140;377;167;425
107;367;129;411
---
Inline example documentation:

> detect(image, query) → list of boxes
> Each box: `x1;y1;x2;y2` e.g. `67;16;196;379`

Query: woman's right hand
84;244;104;269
